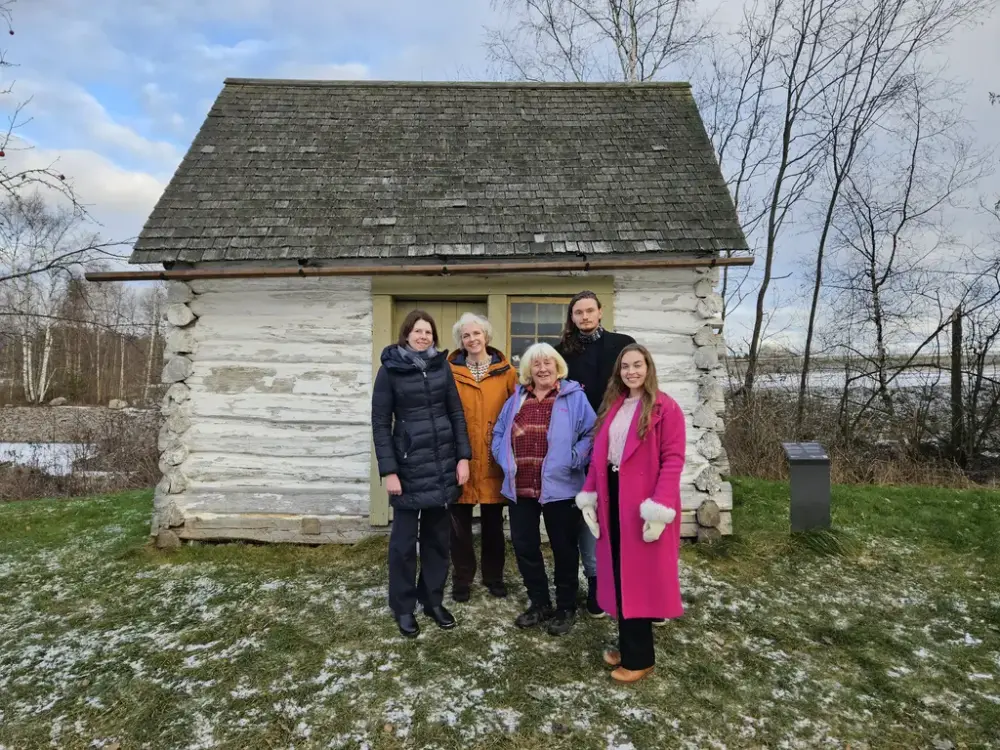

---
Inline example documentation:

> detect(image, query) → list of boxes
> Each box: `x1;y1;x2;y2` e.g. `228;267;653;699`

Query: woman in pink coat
575;343;685;683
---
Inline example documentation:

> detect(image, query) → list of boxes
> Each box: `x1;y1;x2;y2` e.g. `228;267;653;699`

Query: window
508;297;570;366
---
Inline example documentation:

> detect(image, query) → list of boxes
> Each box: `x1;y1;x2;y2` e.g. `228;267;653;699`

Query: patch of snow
951;633;983;647
619;706;654;722
185;712;217;750
383;699;414;738
605;729;636;750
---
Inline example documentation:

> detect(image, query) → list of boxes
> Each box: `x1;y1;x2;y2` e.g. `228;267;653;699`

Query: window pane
510;303;537;323
507;298;575;368
538;304;565;324
510;337;535;361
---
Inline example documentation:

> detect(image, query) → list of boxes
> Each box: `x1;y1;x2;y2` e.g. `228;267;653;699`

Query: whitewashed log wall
613;267;732;541
151;265;732;547
153;277;375;546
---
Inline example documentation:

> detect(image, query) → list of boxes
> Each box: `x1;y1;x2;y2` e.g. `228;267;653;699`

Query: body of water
0;443;95;476
751;366;1000;392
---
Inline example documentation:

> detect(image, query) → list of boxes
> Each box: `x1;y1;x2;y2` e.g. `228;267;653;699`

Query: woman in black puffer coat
372;309;472;638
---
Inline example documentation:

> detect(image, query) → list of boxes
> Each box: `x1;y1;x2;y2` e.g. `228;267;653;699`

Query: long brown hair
557;290;601;355
595;343;660;440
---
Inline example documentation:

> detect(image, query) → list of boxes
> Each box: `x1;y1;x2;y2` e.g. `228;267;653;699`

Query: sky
3;0;998;350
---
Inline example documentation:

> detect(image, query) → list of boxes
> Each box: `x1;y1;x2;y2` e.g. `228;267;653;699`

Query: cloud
273;62;371;80
3;142;166;239
3;0;993;306
139;82;186;135
194;38;275;63
15;78;181;168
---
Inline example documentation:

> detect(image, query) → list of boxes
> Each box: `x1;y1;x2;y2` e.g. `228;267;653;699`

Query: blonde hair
452;312;494;350
518;342;569;386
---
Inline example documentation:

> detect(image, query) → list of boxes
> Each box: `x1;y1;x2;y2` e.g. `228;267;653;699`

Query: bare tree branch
485;0;712;82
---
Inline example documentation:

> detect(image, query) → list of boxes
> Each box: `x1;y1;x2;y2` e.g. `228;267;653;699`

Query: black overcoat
371;345;472;510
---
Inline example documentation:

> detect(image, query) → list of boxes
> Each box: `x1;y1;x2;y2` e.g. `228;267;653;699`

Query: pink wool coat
578;391;686;621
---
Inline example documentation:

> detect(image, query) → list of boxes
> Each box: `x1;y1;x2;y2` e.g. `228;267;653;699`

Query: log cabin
93;79;751;547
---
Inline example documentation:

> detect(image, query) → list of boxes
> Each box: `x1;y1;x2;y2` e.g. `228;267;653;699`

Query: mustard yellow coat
448;347;518;505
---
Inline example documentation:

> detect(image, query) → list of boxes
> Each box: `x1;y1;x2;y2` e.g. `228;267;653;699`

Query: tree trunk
36;324;54;403
119;333;125;401
20;333;34;403
96;329;102;404
950;306;966;467
143;295;160;406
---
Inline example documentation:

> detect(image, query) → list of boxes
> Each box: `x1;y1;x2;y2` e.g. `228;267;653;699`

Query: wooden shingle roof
130;80;748;265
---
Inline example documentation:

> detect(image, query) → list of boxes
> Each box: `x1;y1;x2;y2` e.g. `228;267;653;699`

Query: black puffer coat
372;345;473;510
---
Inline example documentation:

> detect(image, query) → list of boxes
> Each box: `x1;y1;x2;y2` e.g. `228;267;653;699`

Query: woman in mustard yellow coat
447;312;518;602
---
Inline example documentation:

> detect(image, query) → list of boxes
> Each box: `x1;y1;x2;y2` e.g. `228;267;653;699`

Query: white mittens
640;499;676;543
575;491;600;539
575;494;675;543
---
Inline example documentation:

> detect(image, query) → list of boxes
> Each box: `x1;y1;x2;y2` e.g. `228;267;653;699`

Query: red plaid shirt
512;383;559;499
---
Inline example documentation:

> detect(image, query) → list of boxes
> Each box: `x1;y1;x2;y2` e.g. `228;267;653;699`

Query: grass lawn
1;480;998;750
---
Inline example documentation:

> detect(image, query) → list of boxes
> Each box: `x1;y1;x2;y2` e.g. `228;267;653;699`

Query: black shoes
452;582;507;601
396;606;457;636
547;608;577;636
423;605;457;630
396;613;420;638
586;577;605;619
487;582;508;598
515;603;554;629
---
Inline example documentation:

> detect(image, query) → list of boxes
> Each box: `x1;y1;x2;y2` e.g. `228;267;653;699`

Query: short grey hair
452;312;494;350
517;342;569;385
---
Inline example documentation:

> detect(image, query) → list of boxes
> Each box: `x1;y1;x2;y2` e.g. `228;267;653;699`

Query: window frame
506;295;573;365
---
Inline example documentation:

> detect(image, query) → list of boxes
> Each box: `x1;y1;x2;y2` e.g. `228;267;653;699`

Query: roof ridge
223;78;692;89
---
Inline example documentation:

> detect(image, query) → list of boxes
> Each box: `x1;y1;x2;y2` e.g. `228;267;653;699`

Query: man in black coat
556;290;635;619
372;311;472;638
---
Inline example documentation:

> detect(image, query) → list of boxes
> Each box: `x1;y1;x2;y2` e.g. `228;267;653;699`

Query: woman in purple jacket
491;342;597;636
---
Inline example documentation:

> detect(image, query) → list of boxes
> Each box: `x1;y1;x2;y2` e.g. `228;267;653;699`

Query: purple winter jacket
490;378;597;504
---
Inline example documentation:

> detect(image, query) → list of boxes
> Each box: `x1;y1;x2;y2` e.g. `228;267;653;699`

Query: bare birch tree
794;0;995;429
485;0;711;82
954;278;1000;467
0;195;87;402
694;1;783;321
824;83;992;435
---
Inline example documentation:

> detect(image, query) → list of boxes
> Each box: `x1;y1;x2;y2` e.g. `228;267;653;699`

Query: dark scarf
577;326;604;345
398;345;438;371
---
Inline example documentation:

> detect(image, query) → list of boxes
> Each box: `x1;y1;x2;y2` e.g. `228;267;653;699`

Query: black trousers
450;504;506;589
388;506;451;616
508;497;581;611
609;467;655;670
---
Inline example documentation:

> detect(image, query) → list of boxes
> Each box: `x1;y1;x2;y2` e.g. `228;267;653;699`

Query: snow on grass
1;490;999;749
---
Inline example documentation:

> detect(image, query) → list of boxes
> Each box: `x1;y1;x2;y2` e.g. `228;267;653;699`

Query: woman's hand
385;474;402;496
457;459;470;486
